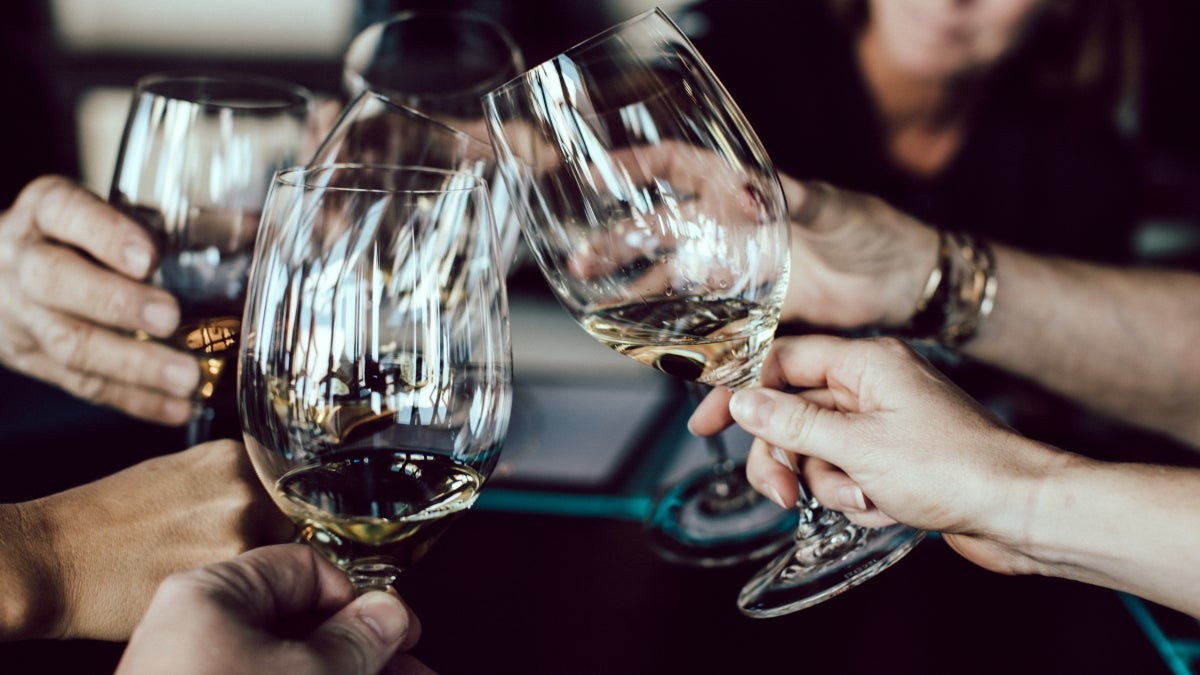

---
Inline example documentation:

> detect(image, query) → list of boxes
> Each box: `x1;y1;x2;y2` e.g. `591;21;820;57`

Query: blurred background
3;2;1200;673
4;0;1200;257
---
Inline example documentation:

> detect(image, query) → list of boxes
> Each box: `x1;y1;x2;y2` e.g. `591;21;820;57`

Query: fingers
745;437;800;509
6;310;198;424
745;438;900;528
17;175;158;279
18;236;181;339
685;385;733;436
804;458;899;528
309;591;419;675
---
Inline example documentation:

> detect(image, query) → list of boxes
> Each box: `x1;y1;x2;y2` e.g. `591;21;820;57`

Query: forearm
963;245;1200;446
0;502;62;640
1014;455;1200;618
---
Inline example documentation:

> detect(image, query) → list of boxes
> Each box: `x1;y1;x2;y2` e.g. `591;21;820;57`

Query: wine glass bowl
109;71;315;444
485;8;925;610
238;164;512;592
484;8;797;569
484;19;791;392
342;8;524;124
310;90;523;274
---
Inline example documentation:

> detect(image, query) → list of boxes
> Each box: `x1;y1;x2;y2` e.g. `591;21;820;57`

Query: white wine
579;297;778;388
273;449;484;572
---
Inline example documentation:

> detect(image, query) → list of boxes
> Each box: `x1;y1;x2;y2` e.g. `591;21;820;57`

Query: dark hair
826;0;1144;133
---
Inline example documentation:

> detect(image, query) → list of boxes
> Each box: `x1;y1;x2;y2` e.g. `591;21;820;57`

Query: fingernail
729;389;772;429
356;591;409;644
770;446;795;472
163;361;199;397
142;301;178;335
837;485;868;512
124;244;152;278
765;484;789;510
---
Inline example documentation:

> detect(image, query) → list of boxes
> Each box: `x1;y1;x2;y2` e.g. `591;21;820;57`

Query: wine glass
109;71;315;445
311;90;522;275
342;8;524;125
238;164;512;593
317;9;526;273
484;8;925;613
482;8;796;569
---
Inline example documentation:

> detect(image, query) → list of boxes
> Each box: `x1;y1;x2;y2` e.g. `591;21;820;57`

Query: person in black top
680;0;1196;464
682;0;1143;263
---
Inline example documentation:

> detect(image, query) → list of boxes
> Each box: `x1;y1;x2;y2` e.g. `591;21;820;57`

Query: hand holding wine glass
109;71;315;443
484;9;798;568
0;176;201;424
238;164;512;593
485;8;924;613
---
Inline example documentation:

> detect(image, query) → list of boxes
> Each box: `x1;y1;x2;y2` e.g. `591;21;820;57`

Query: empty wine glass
317;9;526;273
238;164;512;593
311;89;522;275
342;8;524;129
109;71;315;445
484;8;924;614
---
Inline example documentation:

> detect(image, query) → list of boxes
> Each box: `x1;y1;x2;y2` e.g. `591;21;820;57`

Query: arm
0;175;199;424
0;440;296;641
966;246;1200;446
779;177;1200;447
690;335;1200;618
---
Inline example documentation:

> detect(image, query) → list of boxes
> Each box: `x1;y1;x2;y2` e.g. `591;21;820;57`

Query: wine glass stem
685;381;760;514
684;381;730;468
788;471;864;564
349;563;401;595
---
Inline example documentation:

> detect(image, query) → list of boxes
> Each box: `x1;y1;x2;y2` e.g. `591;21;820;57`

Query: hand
117;544;433;675
550;139;787;299
1;440;297;641
777;177;940;329
689;334;1074;575
0;175;199;424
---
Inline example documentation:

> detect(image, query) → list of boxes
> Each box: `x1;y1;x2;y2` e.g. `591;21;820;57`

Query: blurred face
867;0;1051;81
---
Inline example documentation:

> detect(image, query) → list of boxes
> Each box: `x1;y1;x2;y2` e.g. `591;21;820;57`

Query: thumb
729;387;850;468
308;591;413;675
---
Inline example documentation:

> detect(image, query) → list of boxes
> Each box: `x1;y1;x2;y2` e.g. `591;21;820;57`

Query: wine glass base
737;523;927;617
645;463;798;568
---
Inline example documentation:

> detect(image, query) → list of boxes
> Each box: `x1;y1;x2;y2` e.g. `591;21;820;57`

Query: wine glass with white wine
238;164;512;592
484;8;924;614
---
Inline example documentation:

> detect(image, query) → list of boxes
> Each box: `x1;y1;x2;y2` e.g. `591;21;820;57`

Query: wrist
993;449;1121;578
0;502;63;640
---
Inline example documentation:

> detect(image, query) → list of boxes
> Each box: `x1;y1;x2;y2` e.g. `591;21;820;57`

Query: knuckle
14;246;56;297
38;316;94;372
776;399;819;451
872;335;913;357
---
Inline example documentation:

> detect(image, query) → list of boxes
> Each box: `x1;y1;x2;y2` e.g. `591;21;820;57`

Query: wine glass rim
134;70;315;111
483;7;673;102
274;163;487;194
345;89;493;151
344;8;524;104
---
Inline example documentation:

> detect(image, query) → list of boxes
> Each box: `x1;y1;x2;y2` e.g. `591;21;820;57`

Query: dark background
1;1;1199;673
